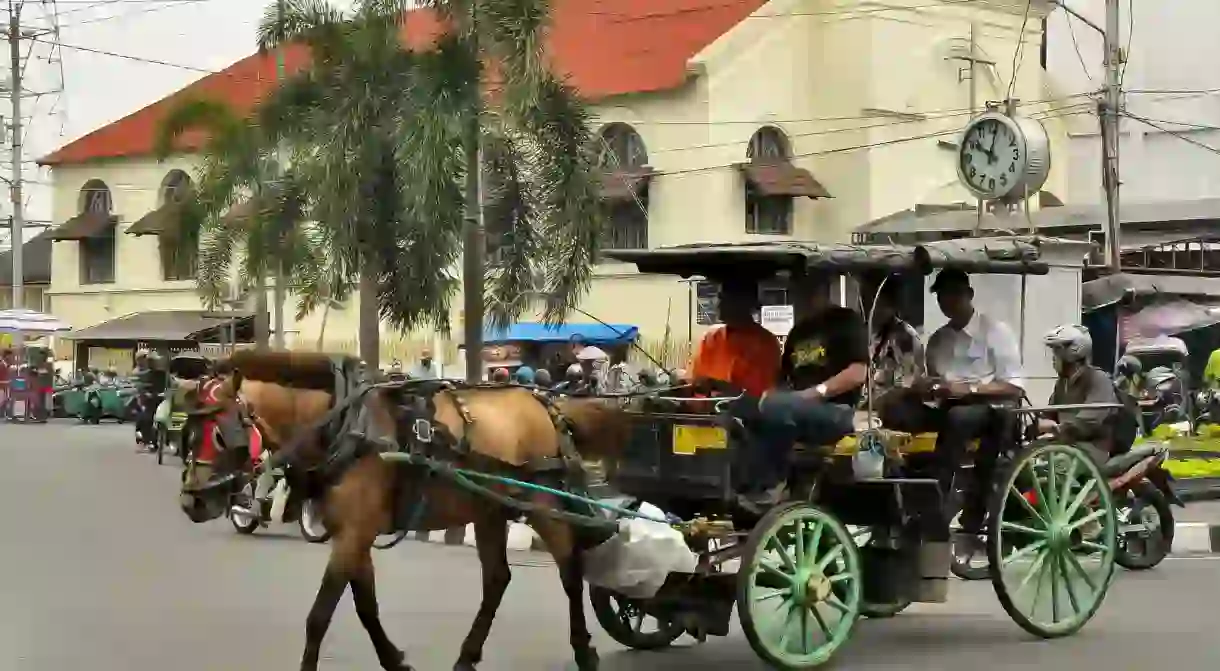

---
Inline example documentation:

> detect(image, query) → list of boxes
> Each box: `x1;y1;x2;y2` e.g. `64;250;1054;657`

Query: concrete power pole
1101;0;1123;271
8;5;24;311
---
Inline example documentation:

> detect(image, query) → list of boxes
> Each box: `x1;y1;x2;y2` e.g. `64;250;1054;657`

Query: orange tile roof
41;0;766;166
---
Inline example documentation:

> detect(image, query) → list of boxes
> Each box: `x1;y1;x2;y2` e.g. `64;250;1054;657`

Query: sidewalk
1173;500;1220;555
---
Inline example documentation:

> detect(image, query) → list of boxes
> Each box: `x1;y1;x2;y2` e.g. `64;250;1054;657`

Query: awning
598;168;654;202
737;161;831;199
61;310;255;342
1082;273;1165;312
48;211;118;241
482;322;639;345
126;200;188;236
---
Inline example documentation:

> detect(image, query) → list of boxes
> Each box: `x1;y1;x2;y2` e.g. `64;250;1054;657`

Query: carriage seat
1101;444;1163;478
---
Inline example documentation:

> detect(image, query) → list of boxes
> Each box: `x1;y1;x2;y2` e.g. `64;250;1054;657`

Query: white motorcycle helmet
1044;324;1093;373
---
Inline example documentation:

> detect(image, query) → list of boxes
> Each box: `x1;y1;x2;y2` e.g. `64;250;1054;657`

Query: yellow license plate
672;425;728;455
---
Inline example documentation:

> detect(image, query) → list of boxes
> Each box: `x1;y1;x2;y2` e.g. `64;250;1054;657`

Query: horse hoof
453;663;477;671
384;649;413;671
576;647;600;671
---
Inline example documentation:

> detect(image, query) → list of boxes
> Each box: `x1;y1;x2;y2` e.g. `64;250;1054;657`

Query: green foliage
256;0;604;334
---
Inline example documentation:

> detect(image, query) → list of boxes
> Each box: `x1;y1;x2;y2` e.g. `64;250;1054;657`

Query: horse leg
454;513;512;671
300;554;349;671
350;550;413;670
531;511;598;671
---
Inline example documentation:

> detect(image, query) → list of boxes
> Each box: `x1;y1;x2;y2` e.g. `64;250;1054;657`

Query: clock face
959;117;1023;199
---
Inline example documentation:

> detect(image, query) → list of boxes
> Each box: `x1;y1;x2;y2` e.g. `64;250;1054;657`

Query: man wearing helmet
1115;354;1143;398
1040;324;1134;461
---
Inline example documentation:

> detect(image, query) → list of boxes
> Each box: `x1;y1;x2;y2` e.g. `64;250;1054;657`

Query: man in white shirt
880;268;1023;535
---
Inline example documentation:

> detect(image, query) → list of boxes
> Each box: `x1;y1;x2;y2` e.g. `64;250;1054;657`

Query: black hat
930;268;972;294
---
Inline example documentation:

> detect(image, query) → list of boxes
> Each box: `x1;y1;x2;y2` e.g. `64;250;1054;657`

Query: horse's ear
231;368;244;394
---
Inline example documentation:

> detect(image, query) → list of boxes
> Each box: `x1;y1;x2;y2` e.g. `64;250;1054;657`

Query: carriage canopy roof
603;237;1049;280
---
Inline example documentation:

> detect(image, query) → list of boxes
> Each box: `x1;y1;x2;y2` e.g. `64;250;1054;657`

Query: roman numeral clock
956;111;1051;204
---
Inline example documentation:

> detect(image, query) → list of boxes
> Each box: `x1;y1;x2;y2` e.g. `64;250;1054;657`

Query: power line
1005;0;1034;102
1064;12;1093;84
58;0;207;29
1122;111;1220;156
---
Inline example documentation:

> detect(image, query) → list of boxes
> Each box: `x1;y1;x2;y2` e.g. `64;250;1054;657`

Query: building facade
1046;0;1220;205
41;0;1075;362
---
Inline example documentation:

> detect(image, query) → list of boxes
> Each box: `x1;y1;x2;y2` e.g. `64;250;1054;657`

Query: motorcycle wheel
298;498;332;544
1116;481;1174;570
231;483;261;535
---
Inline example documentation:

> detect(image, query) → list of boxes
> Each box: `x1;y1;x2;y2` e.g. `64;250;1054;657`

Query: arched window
158;170;197;281
160;169;192;207
78;180;116;284
595;123;650;253
744;127;794;235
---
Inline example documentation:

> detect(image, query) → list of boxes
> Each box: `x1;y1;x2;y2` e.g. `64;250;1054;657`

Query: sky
2;0;357;246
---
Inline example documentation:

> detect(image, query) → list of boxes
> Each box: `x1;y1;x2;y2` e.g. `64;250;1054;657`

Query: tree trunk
461;121;484;384
316;299;331;351
273;259;287;350
358;262;380;371
253;273;270;349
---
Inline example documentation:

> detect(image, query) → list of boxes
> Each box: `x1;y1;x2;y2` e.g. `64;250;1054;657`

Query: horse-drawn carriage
578;238;1123;669
175;237;1135;671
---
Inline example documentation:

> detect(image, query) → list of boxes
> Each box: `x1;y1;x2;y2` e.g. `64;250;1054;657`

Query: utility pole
8;5;24;312
1101;0;1123;271
461;4;484;385
949;21;994;233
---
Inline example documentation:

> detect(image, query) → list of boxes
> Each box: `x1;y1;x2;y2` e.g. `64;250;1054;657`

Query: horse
178;350;630;671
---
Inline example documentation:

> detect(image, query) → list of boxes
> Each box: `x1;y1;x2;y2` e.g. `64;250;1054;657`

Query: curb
410;523;546;552
407;522;1220;557
1171;522;1220;555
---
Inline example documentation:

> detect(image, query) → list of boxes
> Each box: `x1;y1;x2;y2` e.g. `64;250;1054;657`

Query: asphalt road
2;421;1219;671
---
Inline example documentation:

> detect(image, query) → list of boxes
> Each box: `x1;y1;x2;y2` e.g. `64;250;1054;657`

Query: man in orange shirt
689;280;781;397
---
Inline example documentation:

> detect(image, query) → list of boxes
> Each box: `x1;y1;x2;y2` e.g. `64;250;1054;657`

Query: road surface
2;421;1218;670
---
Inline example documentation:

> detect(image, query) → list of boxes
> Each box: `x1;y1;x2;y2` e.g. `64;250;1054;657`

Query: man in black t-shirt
735;276;869;509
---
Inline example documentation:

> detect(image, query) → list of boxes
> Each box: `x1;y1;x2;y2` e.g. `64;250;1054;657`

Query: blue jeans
730;392;855;491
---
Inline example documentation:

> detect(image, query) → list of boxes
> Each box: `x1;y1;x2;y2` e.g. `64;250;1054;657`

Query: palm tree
256;0;604;379
154;98;318;347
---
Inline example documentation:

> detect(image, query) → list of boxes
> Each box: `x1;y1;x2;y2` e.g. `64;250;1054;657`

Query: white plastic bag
583;502;698;599
154;398;171;424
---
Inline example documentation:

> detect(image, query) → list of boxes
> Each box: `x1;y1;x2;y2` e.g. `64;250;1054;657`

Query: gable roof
40;0;767;167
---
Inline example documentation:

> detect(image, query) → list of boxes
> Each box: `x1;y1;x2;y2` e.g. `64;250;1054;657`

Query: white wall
1047;0;1220;204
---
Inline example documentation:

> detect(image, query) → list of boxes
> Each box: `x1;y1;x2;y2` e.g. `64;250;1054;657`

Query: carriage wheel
737;503;862;669
588;586;685;650
988;443;1117;638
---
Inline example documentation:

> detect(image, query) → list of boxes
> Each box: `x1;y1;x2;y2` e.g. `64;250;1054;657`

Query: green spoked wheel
738;503;862;669
988;443;1118;638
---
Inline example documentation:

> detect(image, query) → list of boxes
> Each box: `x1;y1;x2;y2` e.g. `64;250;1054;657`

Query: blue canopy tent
481;322;639;346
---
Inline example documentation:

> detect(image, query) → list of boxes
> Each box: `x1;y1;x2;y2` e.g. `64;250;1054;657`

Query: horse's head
179;368;259;522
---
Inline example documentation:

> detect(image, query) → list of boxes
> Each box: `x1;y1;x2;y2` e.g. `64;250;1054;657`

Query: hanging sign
760;304;795;336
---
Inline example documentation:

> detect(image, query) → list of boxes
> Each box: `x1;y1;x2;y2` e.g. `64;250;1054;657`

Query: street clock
956;112;1051;203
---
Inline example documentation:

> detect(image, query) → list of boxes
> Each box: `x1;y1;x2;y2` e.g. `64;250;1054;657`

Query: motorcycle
1137;366;1190;435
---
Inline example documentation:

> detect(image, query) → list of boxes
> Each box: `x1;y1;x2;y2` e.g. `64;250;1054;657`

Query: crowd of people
0;348;59;422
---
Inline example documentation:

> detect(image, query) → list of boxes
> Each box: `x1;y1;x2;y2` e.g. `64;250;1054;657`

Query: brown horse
179;351;629;671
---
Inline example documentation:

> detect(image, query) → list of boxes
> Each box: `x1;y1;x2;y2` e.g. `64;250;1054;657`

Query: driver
689;279;782;397
1038;324;1135;462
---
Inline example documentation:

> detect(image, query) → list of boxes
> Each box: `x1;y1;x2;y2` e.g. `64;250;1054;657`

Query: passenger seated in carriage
879;268;1023;536
688;278;782;397
733;274;869;509
865;277;925;408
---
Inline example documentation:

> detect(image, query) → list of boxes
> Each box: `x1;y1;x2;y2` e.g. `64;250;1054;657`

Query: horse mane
225;350;361;391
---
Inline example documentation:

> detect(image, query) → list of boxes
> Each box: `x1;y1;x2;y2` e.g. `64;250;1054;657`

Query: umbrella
0;308;71;334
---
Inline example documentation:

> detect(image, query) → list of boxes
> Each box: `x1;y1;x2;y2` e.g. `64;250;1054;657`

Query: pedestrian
411;348;441;380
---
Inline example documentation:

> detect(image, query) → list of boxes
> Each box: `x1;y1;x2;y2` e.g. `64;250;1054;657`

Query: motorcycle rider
1038;325;1136;463
135;351;169;452
1115;354;1143;399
